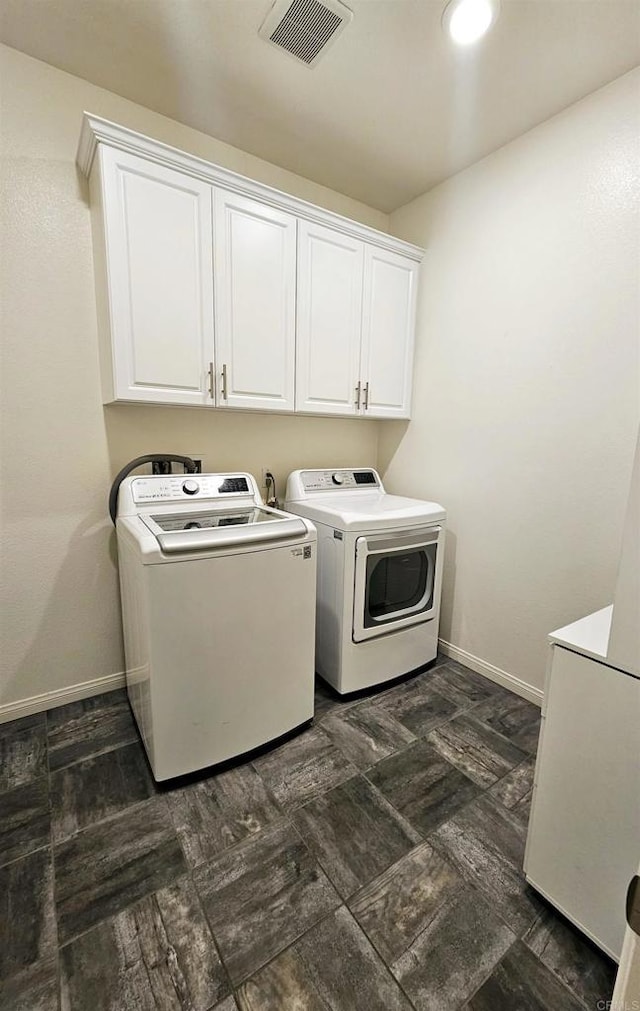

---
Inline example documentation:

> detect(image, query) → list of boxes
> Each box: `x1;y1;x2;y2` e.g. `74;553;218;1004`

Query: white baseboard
0;671;127;725
438;638;544;707
0;644;543;724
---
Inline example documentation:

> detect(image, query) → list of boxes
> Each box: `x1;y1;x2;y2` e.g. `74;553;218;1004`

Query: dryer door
352;526;443;642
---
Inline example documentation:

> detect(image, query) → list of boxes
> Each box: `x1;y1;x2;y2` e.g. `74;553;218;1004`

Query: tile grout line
227;897;422;1009
519;922;613;1011
228;901;350;1001
162;791;241;1003
190;817;343;997
460;934;521;1008
183;863;236;1007
345;865;468;1009
50;791;161;849
0;839;51;873
54;866;190;953
250;721;362;814
464;932;602;1011
338;904;422;1011
47;735;141;776
285;797;412;910
488;750;535;803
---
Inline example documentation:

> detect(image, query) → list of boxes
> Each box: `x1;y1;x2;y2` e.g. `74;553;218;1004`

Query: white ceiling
1;0;639;211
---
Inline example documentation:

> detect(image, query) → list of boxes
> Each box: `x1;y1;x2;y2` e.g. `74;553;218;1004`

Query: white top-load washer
285;468;445;694
116;471;317;780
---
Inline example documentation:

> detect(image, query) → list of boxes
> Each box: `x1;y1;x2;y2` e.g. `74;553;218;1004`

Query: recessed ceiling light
443;0;500;46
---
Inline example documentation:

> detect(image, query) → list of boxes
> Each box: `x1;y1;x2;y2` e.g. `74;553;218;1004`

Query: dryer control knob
182;480;200;495
332;473;344;485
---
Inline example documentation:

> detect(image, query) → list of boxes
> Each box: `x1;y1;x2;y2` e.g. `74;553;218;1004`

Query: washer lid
286;492;445;532
139;505;308;553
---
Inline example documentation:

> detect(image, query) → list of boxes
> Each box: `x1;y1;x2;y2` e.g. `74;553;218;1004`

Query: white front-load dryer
285;468;446;694
116;471;317;779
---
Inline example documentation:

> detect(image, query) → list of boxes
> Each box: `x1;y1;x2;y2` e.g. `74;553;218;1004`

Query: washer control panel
132;474;252;503
300;469;380;492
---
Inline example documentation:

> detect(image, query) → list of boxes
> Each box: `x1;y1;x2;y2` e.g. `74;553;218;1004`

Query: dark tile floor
0;656;616;1010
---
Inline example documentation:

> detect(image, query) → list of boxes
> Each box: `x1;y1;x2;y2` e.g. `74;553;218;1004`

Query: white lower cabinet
525;643;640;960
214;190;296;412
94;146;214;406
80;115;422;418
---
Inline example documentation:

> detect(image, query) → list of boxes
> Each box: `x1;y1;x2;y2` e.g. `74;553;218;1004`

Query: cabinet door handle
363;382;370;410
221;363;228;400
208;362;215;400
355;382;361;410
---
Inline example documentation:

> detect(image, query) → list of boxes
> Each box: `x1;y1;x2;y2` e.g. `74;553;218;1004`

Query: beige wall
0;45;383;714
380;69;640;692
2;45;638;715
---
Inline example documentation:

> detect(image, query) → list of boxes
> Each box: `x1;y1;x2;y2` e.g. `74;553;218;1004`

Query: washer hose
109;454;198;525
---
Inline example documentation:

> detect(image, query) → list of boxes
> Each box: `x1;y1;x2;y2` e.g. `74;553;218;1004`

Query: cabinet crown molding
76;112;424;261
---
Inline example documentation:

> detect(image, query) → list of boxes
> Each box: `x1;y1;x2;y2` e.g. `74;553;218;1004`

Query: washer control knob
332;473;344;485
182;480;199;496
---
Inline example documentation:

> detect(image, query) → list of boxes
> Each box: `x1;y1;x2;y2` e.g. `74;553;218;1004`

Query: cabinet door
296;221;363;415
214;190;296;411
360;247;418;419
99;146;214;405
525;646;640;959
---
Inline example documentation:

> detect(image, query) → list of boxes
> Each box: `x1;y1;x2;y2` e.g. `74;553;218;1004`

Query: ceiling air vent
259;0;353;67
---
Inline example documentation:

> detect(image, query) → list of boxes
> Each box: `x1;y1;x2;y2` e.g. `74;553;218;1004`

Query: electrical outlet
261;467;272;488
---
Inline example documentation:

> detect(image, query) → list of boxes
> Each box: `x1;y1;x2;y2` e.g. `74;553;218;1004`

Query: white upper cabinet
214;190;296;412
95;146;214;406
297;226;418;419
78;114;423;418
296;221;363;415
361;247;418;419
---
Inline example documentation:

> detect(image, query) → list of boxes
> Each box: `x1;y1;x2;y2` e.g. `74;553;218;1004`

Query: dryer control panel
296;469;381;493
